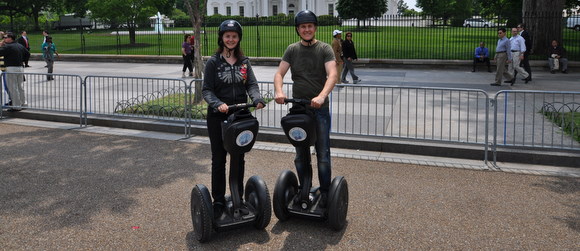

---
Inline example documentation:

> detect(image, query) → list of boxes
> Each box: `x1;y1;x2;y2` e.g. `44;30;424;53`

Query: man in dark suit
16;31;31;67
517;23;532;81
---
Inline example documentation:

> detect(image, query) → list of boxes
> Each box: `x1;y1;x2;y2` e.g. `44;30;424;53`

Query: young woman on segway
190;20;269;243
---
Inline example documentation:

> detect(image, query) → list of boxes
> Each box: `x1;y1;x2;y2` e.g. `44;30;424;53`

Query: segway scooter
190;103;271;242
273;98;348;230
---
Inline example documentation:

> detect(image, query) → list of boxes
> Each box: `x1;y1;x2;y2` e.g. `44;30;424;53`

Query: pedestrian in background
490;28;513;86
0;32;29;111
189;34;196;65
42;31;50;67
41;36;59;81
505;27;529;85
547;39;568;74
331;29;343;85
341;32;360;84
16;31;31;67
472;42;491;72
517;23;532;81
0;30;10;106
181;34;193;78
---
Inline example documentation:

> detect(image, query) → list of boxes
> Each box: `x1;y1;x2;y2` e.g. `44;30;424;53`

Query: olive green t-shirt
282;40;335;107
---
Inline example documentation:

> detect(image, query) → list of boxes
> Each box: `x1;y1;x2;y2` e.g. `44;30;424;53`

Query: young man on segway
273;10;338;209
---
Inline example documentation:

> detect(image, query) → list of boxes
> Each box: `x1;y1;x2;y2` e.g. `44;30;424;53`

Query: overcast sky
404;0;419;10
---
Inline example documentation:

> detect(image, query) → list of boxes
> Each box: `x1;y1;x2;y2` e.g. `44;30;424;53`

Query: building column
282;0;287;15
301;0;306;11
262;0;269;16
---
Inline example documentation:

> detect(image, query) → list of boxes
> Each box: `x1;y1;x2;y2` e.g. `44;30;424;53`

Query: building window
239;6;245;17
273;5;278;15
226;6;231;16
213;7;218;15
328;4;334;16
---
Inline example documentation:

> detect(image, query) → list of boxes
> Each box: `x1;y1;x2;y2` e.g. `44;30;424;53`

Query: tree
477;0;522;26
416;0;454;25
183;0;207;104
337;0;387;27
2;0;55;31
87;0;174;45
522;0;566;57
397;0;409;15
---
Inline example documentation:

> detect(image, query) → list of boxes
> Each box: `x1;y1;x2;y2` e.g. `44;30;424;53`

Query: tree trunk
185;0;207;104
32;10;40;31
129;28;136;45
522;0;565;57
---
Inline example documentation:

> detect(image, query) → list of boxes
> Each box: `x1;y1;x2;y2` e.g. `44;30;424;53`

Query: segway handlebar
227;103;256;111
283;98;311;105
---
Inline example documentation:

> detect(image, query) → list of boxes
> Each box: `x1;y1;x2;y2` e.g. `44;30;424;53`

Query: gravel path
1;124;579;249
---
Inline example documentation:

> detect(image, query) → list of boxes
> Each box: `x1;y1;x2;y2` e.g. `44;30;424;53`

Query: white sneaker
341;80;349;84
353;79;362;84
181;73;186;78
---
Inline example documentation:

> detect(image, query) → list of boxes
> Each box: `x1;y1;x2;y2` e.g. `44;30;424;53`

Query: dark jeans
207;110;245;204
473;57;490;71
295;107;332;192
182;53;193;73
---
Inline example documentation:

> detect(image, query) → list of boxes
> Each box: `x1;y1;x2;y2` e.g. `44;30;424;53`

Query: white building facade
207;0;398;17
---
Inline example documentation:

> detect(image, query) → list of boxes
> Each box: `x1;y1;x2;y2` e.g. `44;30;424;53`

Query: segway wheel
273;170;298;221
190;184;213;242
327;176;349;231
245;175;272;229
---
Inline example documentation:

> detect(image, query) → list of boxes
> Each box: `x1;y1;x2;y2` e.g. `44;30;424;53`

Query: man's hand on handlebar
275;93;287;104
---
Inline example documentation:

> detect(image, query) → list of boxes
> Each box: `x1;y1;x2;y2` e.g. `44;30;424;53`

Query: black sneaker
319;192;328;208
213;201;225;219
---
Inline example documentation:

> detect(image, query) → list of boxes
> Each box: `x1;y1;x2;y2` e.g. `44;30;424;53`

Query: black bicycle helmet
294;10;318;26
218;20;243;46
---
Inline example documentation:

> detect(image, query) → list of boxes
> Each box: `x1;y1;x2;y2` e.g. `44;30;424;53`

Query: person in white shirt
505;27;529;85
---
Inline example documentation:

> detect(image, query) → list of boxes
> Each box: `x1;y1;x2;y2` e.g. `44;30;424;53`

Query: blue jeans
294;107;332;192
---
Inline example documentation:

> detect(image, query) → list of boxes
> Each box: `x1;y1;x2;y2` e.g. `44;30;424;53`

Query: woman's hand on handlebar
256;103;265;109
218;103;229;113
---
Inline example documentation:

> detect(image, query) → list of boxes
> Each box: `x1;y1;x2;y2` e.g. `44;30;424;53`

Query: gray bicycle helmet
218;20;243;46
294;10;318;26
294;10;318;42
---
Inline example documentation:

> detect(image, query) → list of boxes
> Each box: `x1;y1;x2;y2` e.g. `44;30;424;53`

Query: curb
4;110;580;168
29;54;579;70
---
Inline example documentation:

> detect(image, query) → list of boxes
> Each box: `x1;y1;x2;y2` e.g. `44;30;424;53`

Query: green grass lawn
24;25;580;60
542;111;580;143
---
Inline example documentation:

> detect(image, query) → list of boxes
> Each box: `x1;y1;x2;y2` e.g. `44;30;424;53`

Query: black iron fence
2;14;578;60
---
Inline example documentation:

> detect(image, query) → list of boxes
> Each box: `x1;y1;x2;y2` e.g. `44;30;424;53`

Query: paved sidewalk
1;119;579;249
22;59;580;93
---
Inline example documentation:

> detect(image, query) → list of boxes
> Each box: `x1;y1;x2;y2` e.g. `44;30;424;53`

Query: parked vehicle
567;15;580;31
463;18;494;28
52;15;92;30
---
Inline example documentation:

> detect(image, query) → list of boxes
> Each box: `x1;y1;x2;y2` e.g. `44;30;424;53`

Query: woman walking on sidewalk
181;34;193;78
41;36;59;81
341;32;360;84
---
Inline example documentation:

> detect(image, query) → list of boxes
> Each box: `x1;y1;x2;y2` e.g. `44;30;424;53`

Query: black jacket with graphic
202;53;264;114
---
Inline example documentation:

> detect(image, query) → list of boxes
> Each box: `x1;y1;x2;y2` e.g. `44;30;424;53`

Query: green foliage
542;111;580;143
87;0;174;26
477;0;522;23
337;0;387;20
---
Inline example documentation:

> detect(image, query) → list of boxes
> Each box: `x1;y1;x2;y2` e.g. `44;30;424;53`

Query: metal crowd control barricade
1;72;85;126
84;75;190;137
330;84;491;163
250;82;491;164
493;90;580;165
